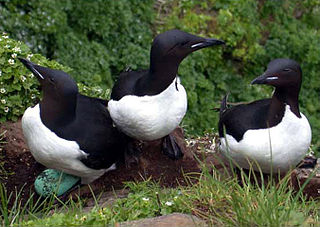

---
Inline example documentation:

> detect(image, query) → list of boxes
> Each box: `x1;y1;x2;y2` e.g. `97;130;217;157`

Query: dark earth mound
0;120;319;207
0;120;221;205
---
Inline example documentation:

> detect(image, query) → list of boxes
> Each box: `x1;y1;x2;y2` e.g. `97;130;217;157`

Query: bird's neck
150;68;178;89
39;94;76;129
136;62;179;96
267;87;301;126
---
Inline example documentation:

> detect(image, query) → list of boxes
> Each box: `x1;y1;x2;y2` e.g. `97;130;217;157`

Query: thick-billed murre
108;29;225;160
19;58;127;184
218;58;312;173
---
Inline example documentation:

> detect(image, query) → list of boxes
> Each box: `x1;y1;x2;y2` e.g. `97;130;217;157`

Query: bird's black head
251;58;302;89
19;58;78;101
150;29;225;73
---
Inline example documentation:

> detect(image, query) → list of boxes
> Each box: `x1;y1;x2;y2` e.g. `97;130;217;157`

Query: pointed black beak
191;38;225;49
251;73;268;85
18;58;45;80
251;72;278;85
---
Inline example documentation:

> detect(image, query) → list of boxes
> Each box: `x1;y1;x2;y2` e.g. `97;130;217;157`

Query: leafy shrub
0;34;109;122
0;0;154;88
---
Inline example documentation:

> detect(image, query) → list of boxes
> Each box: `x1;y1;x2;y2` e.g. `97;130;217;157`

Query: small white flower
27;54;33;60
4;45;10;48
165;201;173;206
96;88;103;93
1;99;6;104
20;75;26;82
28;73;34;78
142;197;150;201
174;196;178;200
0;71;2;76
0;38;2;42
13;47;21;53
31;94;36;99
2;35;8;39
8;59;15;65
11;53;17;58
4;107;9;113
0;88;6;93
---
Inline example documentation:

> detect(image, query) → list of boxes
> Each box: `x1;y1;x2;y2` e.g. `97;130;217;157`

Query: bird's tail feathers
220;93;229;117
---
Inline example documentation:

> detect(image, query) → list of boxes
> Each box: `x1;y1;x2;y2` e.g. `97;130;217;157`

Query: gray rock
116;213;207;227
82;189;129;213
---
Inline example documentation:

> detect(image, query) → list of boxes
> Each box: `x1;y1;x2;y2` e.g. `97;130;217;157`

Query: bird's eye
283;68;291;72
181;41;189;46
49;77;55;83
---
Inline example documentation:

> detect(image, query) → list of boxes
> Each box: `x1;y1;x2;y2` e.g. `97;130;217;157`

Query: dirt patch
0;120;217;205
0;121;45;203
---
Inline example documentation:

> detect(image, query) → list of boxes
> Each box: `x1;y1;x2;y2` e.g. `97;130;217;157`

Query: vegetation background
1;1;320;226
0;0;320;150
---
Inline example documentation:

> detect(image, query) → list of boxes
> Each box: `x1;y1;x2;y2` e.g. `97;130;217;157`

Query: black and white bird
218;59;312;173
19;58;127;184
108;29;225;160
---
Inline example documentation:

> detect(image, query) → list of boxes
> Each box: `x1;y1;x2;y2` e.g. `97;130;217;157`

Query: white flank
22;104;115;184
220;105;312;173
108;78;187;140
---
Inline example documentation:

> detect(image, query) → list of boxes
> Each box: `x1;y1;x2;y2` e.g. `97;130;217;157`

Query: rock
115;213;207;227
81;189;130;213
291;156;320;199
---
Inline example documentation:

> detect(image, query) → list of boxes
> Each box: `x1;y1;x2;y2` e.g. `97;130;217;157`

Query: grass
0;158;318;226
184;165;319;226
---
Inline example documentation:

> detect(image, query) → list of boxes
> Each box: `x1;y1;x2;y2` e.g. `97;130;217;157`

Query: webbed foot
162;133;184;160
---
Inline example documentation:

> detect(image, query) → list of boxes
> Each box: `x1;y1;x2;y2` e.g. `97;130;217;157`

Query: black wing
218;98;272;142
110;70;147;101
57;94;128;169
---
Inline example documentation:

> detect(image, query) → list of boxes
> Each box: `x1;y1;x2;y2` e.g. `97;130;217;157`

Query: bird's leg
162;133;184;160
124;139;141;168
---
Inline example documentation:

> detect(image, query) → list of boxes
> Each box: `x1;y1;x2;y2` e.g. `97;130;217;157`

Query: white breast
21;104;115;184
220;105;312;173
108;78;187;140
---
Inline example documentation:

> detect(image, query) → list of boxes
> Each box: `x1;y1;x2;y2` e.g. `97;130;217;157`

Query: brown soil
0;120;222;205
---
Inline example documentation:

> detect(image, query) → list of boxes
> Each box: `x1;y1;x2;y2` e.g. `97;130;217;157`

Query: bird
218;58;312;173
19;58;127;185
108;29;225;161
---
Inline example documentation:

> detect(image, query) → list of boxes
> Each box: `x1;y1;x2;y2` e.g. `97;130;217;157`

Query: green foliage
16;158;320;226
0;0;154;88
158;0;320;149
0;33;68;122
0;34;110;122
180;160;320;226
1;0;320;149
21;180;189;226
